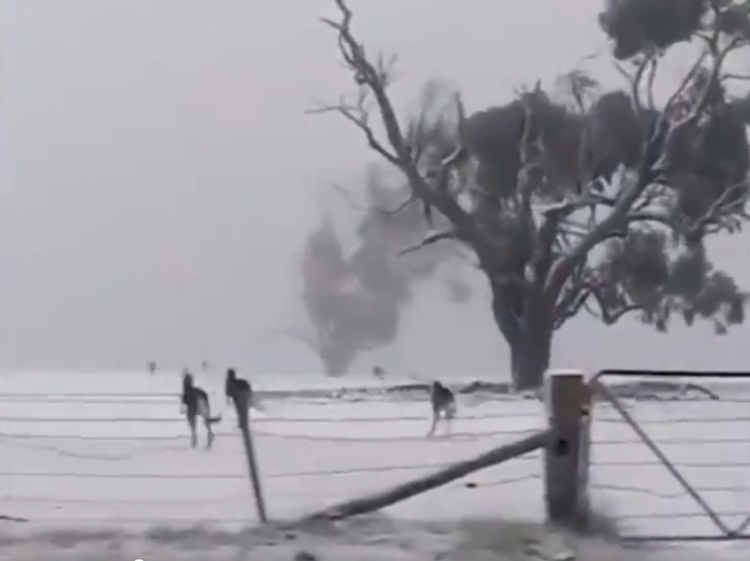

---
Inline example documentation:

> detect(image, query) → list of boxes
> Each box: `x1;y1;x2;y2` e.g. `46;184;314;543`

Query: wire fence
4;385;750;533
587;385;750;541
0;389;547;526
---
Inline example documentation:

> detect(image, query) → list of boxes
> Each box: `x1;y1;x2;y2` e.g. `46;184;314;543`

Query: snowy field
1;369;749;560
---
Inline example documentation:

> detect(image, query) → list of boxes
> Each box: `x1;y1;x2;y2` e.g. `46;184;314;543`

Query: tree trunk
510;330;552;391
490;279;554;392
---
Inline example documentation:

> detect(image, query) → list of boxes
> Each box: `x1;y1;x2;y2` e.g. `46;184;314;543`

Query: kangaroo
427;380;457;437
180;370;221;449
224;368;260;426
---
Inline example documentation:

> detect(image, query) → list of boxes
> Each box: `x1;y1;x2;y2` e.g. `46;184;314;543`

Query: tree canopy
312;0;750;388
293;169;465;376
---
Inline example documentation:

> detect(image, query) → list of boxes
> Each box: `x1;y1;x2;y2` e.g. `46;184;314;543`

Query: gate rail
588;368;750;543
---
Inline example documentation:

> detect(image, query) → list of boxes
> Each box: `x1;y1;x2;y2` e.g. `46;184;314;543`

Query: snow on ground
0;370;548;526
1;369;749;560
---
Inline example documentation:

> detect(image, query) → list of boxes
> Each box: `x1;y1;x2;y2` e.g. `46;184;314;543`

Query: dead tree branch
315;0;489;257
399;230;459;255
307;93;400;166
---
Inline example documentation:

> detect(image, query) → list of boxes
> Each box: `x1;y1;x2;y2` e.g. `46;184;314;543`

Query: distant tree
288;172;462;377
313;0;750;390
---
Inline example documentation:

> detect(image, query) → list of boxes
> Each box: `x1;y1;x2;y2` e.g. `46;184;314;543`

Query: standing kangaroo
427;381;457;437
180;371;221;449
224;368;259;426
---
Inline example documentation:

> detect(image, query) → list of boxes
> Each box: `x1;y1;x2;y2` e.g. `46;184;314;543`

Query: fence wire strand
0;457;535;480
2;413;750;424
4;384;750;533
0;392;545;525
587;378;750;540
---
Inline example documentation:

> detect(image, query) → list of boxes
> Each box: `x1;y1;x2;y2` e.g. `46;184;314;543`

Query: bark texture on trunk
490;278;554;391
510;331;552;391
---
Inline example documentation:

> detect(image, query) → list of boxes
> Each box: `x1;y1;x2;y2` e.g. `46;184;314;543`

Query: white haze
1;0;749;378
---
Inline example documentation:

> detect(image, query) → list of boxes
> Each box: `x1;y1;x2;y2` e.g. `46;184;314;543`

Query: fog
1;0;748;377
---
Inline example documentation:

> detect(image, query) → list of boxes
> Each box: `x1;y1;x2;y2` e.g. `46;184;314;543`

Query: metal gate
587;369;750;542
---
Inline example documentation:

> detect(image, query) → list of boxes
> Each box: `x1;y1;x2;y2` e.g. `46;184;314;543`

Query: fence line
0;386;568;529
0;428;535;442
0;412;542;423
591;481;749;499
0;392;185;400
0;457;535;479
586;371;750;543
0;436;541;464
0;393;549;524
3;429;748;446
5;511;750;528
1;404;749;425
3;412;750;425
0;461;543;525
0;372;594;529
3;396;749;404
1;473;540;504
3;415;750;424
3;386;749;401
4;372;750;537
3;441;746;468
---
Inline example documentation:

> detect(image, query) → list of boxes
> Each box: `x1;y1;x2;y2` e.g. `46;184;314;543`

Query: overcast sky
1;0;749;378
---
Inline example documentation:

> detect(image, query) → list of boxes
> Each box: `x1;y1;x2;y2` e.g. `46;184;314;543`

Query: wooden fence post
232;392;268;523
543;368;590;529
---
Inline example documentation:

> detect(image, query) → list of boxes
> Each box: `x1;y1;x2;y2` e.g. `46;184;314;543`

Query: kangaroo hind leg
198;398;214;450
187;413;198;448
426;409;439;437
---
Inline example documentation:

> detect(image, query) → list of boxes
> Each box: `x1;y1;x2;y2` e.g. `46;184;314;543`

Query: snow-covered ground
1;369;749;560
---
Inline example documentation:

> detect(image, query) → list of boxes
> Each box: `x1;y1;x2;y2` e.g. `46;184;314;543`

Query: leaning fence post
232;391;268;523
543;368;590;529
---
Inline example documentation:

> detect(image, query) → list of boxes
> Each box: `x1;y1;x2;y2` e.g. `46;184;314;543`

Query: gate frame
589;368;750;543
